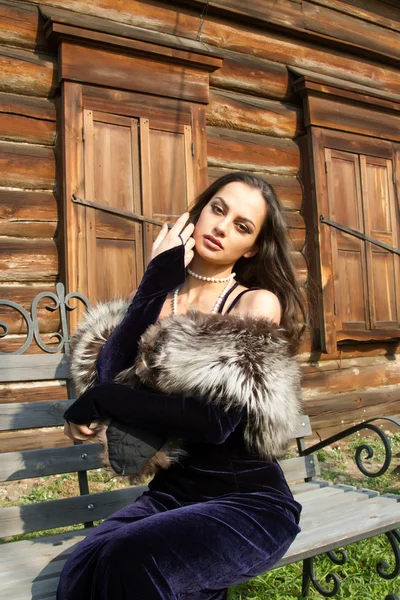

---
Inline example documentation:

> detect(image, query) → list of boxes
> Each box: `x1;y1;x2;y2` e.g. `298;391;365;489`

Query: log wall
1;0;399;450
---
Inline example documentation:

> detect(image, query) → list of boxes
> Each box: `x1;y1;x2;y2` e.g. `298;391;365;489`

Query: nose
213;217;228;237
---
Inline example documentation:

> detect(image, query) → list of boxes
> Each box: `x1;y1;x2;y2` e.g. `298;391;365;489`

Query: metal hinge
82;127;85;142
191;141;195;157
324;161;328;174
333;302;337;316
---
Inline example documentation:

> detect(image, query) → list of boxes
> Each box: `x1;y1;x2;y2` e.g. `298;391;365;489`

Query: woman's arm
64;383;244;445
97;214;195;382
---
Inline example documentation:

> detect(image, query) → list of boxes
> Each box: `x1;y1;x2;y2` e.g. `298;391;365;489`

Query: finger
169;212;190;237
67;422;96;441
152;223;169;251
185;237;196;252
179;222;195;244
184;249;195;268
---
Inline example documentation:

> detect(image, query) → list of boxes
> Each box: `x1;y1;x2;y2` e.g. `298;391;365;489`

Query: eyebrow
214;196;256;229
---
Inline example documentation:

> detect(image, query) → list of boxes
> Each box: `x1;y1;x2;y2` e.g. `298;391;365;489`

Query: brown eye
212;204;224;214
236;222;250;234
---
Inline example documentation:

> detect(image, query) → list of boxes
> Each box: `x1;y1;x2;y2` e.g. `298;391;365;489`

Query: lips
203;235;223;250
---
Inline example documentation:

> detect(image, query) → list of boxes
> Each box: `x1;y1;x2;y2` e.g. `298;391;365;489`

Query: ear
243;244;258;259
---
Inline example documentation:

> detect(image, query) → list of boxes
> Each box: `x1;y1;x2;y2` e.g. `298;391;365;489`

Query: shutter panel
140;118;194;264
360;156;400;329
325;149;370;332
82;110;143;304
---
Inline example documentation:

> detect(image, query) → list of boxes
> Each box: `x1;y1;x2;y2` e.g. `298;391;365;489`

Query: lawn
1;432;399;598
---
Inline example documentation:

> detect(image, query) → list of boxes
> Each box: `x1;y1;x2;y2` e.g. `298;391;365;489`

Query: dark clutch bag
106;420;166;476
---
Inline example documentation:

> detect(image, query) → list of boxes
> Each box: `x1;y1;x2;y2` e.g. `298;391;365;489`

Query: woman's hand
64;420;103;442
151;213;195;267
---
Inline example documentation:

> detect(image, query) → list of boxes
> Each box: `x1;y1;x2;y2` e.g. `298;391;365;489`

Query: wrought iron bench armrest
300;416;400;478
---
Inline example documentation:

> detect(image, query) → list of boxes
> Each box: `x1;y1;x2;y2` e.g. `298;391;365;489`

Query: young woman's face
193;181;267;266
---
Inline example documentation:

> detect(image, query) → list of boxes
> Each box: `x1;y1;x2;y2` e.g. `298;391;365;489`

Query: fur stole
69;302;303;480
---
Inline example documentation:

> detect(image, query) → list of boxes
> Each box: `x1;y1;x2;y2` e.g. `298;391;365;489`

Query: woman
57;172;307;600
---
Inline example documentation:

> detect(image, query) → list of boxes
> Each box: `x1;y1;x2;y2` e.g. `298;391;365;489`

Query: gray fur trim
122;311;303;460
69;298;129;395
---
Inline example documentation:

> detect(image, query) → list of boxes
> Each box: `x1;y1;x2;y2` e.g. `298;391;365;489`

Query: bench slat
1;490;399;600
0;355;70;382
0;485;147;537
0;400;73;431
0;443;104;482
278;455;320;482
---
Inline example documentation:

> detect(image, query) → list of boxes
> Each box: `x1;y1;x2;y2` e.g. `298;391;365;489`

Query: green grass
1;434;399;597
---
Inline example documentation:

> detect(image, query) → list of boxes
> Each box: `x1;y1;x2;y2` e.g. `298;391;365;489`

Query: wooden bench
1;285;399;600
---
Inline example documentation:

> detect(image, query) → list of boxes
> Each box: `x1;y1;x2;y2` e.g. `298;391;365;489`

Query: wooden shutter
360;156;400;329
140;118;194;263
82;109;143;304
325;149;370;333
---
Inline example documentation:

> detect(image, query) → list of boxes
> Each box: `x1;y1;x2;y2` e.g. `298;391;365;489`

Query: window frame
292;68;400;353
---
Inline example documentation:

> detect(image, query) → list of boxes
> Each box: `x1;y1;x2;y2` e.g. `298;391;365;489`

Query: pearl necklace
172;270;236;316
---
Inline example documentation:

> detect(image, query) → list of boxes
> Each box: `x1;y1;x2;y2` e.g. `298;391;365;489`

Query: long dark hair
188;172;307;352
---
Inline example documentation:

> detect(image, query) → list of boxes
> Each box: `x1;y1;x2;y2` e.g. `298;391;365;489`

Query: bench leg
302;550;346;598
378;529;400;600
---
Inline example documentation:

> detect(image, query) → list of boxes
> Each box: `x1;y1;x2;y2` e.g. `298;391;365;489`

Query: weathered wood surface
6;1;400;99
0;142;55;189
0;47;55;97
207;88;303;138
0;428;69;453
0;238;58;282
0;284;61;335
0;190;58;222
0;355;69;385
0;380;68;404
207;127;300;174
0;485;147;537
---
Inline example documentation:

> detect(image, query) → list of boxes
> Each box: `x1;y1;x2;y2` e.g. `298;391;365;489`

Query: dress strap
225;287;260;314
217;281;240;314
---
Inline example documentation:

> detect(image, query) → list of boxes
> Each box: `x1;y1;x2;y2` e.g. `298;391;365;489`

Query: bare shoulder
238;288;282;324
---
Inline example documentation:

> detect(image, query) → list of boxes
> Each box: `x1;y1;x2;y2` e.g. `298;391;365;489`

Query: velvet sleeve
97;245;186;383
64;383;244;445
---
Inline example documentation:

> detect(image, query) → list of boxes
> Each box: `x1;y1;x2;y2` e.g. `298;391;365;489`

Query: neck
188;253;234;281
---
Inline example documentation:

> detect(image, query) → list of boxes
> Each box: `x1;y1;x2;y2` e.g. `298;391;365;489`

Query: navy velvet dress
57;246;302;600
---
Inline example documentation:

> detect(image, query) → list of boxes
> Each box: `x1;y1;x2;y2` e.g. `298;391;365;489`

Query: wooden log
0;47;55;98
0;237;58;282
0;221;57;238
0;380;68;403
207;88;303;138
0;142;55;189
0;1;45;50
210;50;292;101
310;0;400;33
0;113;55;145
207;127;300;175
0;284;61;336
292;251;307;286
304;383;400;428
302;358;400;397
28;0;400;95
298;339;400;363
0;190;58;222
0;92;55;121
300;353;400;375
208;169;302;211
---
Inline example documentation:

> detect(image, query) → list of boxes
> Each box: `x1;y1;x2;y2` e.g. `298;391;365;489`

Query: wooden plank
309;0;400;33
0;443;103;482
60;41;209;105
0;427;70;453
0;485;147;536
0;91;55;121
207;127;300;174
307;95;400;142
278;455;319;483
207;88;303;138
0;141;55;189
0;379;68;404
0;399;72;431
0;221;56;238
0;333;64;356
0;47;55;97
0;354;68;384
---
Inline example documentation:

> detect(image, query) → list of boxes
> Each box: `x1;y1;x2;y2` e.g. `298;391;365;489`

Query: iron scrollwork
0;282;90;355
302;552;346;598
